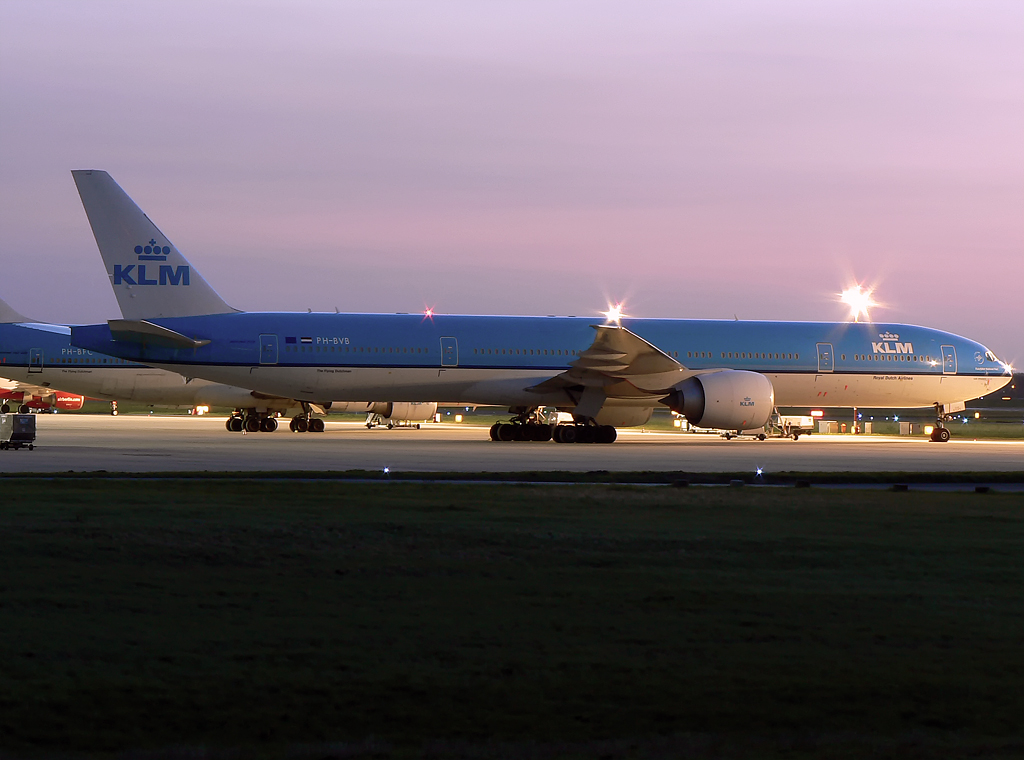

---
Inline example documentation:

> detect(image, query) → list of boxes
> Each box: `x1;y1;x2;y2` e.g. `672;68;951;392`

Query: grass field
1;480;1023;758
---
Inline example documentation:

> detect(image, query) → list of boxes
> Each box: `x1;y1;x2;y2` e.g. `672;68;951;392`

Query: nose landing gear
930;403;952;442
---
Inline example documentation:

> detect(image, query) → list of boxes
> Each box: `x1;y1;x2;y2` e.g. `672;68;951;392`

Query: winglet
0;296;33;324
72;170;238;320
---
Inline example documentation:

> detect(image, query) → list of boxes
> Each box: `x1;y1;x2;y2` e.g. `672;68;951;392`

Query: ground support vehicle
0;413;36;450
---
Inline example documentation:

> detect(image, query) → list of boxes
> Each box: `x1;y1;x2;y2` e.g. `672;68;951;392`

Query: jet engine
52;393;86;411
333;401;438;422
377;402;438;422
593;406;653;427
662;370;774;431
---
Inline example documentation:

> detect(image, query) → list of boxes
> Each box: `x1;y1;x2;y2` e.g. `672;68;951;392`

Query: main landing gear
289;402;325;433
488;408;617;444
552;423;617;444
930;403;952;442
289;414;325;433
225;412;279;433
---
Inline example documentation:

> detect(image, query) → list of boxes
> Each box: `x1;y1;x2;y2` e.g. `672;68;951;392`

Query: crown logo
878;331;899;341
135;239;169;261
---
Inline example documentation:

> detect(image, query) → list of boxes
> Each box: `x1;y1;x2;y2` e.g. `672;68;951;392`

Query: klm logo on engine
740;396;754;407
872;331;913;355
112;240;190;286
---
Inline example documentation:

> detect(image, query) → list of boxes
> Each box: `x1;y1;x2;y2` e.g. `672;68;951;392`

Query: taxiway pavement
1;415;1022;474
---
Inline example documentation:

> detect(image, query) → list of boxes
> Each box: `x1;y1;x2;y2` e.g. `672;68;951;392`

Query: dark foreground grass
0;480;1022;759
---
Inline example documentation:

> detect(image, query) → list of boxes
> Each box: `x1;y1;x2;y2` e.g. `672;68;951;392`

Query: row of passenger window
285;345;428;354
853;354;933;362
472;348;580;357
716;351;800;360
53;357;136;365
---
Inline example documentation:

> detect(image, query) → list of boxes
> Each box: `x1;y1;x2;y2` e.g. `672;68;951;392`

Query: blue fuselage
68;312;1011;411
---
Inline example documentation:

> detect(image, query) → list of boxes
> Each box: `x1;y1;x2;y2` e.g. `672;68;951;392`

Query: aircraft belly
143;364;560;405
772;372;987;408
135;363;1005;410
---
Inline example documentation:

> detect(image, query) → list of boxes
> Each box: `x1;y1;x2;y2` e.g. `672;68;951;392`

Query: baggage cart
0;413;36;450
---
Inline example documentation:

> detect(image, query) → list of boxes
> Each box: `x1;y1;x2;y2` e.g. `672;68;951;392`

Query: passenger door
941;345;957;375
259;334;278;365
440;337;458;367
816;343;834;373
28;348;43;374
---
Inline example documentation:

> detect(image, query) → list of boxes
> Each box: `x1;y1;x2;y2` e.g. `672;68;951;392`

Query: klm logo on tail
112;241;190;286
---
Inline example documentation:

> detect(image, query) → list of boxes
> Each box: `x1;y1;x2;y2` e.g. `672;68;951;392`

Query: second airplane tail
0;295;33;324
72;170;238;320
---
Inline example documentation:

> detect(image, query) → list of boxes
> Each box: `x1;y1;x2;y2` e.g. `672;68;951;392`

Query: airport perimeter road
2;415;1023;474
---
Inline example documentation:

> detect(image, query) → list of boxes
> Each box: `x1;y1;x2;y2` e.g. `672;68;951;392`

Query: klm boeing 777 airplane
69;170;1012;443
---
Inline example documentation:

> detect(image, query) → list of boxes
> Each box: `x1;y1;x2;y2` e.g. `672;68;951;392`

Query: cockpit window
985;351;998;362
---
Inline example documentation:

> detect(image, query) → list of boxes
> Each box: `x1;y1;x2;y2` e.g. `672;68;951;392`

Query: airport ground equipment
770;414;815;440
364;402;438;430
0;413;36;450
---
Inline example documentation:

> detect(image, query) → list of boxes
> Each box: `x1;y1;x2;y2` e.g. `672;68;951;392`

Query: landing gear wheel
244;415;262;433
490;423;500;441
559;425;577;444
310;418;325;433
0;404;9;414
225;417;234;432
260;417;278;432
533;424;553;442
28;444;34;451
931;427;951;443
18;404;30;414
757;433;766;441
293;416;308;433
596;425;617;444
227;416;244;432
497;423;515;442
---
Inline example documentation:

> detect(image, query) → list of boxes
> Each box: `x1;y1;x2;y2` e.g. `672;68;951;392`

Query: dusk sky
2;1;1022;362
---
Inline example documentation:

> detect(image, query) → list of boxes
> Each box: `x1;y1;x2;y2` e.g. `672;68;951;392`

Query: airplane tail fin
72;170;238;320
0;296;33;323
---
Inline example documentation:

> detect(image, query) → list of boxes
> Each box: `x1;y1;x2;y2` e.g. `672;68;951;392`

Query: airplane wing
0;377;59;400
527;325;692;416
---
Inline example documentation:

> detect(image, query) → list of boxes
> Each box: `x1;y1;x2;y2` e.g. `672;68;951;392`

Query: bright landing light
839;285;876;322
603;302;626;324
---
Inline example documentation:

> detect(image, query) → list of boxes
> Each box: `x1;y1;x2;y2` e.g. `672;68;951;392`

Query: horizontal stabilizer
108;319;211;349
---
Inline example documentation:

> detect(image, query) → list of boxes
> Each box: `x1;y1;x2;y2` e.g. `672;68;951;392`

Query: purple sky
2;1;1022;363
